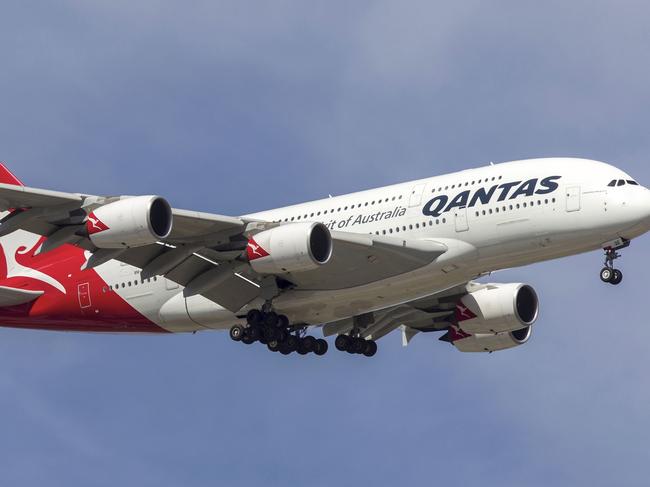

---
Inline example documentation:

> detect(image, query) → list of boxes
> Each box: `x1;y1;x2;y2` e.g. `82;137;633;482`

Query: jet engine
86;195;173;248
247;222;332;274
451;326;532;353
455;283;539;334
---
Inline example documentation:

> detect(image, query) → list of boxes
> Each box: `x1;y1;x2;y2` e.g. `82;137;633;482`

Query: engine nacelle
247;222;332;274
455;283;539;334
87;195;173;249
452;326;532;353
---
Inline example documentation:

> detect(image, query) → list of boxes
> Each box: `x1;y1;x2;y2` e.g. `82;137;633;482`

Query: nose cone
641;188;650;227
619;187;650;238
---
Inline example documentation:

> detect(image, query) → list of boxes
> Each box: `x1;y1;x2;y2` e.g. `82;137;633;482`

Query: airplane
0;157;647;357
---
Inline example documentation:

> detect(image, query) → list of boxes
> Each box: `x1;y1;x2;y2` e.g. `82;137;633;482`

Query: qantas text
422;176;562;218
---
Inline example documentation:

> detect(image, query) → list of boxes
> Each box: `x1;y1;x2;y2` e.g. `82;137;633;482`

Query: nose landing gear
599;240;629;285
229;309;328;356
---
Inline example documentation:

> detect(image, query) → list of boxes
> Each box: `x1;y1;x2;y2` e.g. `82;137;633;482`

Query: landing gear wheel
363;340;378;357
277;315;290;329
301;336;316;353
247;326;262;342
600;267;614;283
335;335;350;352
229;324;245;342
241;330;255;345
313;339;328;356
285;335;299;352
267;340;281;352
350;337;366;354
246;309;263;326
297;342;309;355
279;343;292;355
263;326;279;342
264;311;279;328
611;269;623;285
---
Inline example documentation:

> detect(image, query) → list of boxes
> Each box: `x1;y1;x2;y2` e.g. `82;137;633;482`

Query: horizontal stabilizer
0;286;43;307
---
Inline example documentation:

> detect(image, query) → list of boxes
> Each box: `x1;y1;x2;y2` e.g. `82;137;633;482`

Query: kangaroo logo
246;238;269;261
1;231;67;294
86;212;109;235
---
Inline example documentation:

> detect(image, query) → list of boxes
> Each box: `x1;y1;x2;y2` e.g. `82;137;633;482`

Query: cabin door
566;186;581;212
409;184;426;207
454;207;469;232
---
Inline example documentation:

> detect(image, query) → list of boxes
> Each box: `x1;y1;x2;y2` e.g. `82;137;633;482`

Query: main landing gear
334;331;378;357
229;309;328;356
600;240;629;286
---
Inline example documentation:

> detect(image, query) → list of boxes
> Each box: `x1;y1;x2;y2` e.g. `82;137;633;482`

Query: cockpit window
607;179;639;187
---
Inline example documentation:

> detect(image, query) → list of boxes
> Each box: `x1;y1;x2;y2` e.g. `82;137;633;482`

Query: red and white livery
0;158;647;357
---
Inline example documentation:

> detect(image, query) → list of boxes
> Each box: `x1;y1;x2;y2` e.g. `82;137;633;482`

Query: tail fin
0;163;24;186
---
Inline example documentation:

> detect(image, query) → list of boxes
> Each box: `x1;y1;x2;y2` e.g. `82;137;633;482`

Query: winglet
0;162;24;187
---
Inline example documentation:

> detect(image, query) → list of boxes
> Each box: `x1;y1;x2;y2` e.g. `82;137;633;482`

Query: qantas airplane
0;158;647;357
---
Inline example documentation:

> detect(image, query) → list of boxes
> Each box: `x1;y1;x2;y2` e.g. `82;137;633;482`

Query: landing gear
600;267;614;283
229;324;245;342
334;332;377;357
229;309;327;357
600;241;629;285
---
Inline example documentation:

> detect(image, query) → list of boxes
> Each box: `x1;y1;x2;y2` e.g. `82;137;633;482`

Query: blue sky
1;1;650;486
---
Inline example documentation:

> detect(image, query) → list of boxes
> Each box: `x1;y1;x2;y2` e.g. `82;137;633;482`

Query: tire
263;326;279;342
246;309;263;326
351;338;366;354
611;269;623;285
363;340;378;357
248;326;262;342
274;329;288;343
264;312;279;327
279;344;292;355
286;335;299;351
600;267;614;283
278;315;290;329
302;336;316;353
335;335;350;352
229;324;245;342
241;331;255;345
267;341;281;352
314;339;328;356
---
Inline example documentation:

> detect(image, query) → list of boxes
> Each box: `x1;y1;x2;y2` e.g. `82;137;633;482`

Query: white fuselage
90;158;650;332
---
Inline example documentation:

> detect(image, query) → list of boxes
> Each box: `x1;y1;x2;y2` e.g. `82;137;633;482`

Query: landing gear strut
600;240;629;286
334;329;378;357
229;309;328;357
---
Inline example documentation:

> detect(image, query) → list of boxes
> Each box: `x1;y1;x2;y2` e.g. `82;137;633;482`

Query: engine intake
87;195;173;249
247;222;332;274
456;283;539;334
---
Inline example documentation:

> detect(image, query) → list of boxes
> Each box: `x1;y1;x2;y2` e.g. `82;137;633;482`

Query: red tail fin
0;163;24;186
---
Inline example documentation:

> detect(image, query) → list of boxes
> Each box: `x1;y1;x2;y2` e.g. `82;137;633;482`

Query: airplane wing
322;282;472;341
0;181;457;312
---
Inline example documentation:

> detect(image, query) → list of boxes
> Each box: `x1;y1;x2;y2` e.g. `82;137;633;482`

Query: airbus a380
0;158;647;357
